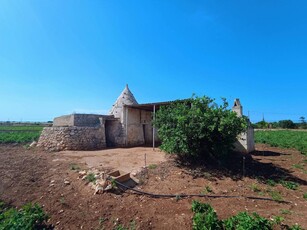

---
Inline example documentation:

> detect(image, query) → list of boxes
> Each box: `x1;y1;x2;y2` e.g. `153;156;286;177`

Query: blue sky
0;0;306;123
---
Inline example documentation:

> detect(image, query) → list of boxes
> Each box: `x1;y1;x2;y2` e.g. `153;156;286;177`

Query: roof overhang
125;99;190;112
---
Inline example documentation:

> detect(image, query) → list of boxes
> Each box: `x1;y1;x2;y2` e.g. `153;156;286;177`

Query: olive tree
154;96;247;161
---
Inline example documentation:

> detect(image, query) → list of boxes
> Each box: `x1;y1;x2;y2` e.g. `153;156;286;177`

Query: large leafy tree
154;96;247;161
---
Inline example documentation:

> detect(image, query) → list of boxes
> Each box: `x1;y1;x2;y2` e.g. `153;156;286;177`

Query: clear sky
0;0;306;123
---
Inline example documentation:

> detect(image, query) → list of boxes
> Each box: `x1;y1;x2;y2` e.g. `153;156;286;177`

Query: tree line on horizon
253;117;307;129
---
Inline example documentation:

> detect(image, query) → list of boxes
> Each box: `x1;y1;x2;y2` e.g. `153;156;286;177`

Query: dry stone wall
38;126;106;151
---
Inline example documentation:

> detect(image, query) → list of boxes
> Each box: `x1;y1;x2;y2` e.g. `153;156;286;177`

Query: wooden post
153;105;156;151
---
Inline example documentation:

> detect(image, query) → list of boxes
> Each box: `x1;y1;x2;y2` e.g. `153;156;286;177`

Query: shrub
0;202;48;230
154;96;247;162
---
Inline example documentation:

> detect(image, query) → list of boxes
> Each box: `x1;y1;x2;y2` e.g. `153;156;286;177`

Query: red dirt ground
0;144;306;229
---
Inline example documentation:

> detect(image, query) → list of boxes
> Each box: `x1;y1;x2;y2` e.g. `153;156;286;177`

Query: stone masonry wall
37;126;106;151
53;115;74;127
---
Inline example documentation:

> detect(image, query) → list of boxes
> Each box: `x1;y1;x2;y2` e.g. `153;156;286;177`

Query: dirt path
0;144;306;229
59;147;166;174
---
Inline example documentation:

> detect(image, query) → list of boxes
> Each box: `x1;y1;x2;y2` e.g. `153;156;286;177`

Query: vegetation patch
148;164;157;169
0;201;48;229
268;190;283;202
0;126;43;144
279;180;299;190
265;179;277;187
250;183;261;193
85;173;96;183
255;130;307;155
191;200;302;230
69;163;81;171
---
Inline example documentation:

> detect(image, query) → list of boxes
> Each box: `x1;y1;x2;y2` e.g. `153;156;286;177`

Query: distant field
255;130;307;155
0;126;44;143
0;126;44;131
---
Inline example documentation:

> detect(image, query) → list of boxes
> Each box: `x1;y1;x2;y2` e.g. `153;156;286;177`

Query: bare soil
0;144;307;229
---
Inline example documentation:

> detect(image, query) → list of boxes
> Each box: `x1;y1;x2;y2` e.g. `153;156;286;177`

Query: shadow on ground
174;150;307;186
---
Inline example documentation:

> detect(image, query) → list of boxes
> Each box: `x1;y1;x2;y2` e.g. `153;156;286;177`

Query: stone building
38;85;254;152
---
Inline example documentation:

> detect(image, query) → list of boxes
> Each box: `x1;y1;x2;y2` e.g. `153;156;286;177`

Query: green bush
154;96;247;161
0;202;48;230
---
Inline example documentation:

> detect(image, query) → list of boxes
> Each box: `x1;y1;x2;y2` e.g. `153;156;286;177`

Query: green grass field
0;126;44;131
255;130;307;155
0;126;43;143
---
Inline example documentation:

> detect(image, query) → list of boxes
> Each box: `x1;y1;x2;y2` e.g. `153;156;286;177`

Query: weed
224;212;272;230
148;164;157;169
175;195;182;202
99;217;106;225
110;178;118;189
192;201;274;230
290;224;303;230
129;220;136;230
191;200;222;229
114;225;127;230
272;215;284;225
59;197;68;206
258;191;265;196
266;179;277;186
85;173;96;183
303;193;307;200
269;190;283;202
201;185;213;194
292;164;304;170
113;220;136;230
70;163;81;171
251;183;261;192
203;172;212;179
98;216;107;229
23;143;30;149
0;202;48;229
280;209;291;215
279;180;299;190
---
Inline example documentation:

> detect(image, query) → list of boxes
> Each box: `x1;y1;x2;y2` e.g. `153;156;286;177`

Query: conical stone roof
109;84;138;117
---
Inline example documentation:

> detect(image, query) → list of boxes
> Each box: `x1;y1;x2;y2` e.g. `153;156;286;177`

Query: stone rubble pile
77;169;113;194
